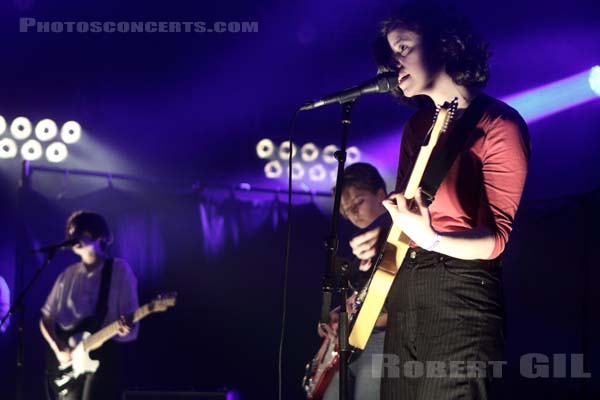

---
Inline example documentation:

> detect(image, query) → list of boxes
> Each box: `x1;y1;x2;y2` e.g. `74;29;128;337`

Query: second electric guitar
47;292;177;396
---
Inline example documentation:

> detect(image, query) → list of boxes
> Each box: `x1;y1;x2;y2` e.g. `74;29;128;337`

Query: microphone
299;71;398;111
31;238;80;254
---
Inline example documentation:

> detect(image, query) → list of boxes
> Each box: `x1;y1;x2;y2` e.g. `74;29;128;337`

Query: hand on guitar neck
382;189;439;251
350;189;439;271
116;314;134;337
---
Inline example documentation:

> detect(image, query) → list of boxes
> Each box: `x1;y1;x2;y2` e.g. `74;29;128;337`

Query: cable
278;107;302;400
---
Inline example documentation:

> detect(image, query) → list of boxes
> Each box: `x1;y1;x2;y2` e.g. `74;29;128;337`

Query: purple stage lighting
502;65;600;124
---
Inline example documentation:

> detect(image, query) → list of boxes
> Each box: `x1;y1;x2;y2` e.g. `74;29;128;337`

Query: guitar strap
419;93;494;205
90;258;114;332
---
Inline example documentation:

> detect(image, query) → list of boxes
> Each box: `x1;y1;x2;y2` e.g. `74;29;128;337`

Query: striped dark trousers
381;247;505;400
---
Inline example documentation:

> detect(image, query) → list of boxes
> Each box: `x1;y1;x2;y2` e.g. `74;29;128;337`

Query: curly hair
374;1;490;99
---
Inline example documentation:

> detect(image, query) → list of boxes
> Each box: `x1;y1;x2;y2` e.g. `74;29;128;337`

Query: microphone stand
321;99;356;400
3;246;60;400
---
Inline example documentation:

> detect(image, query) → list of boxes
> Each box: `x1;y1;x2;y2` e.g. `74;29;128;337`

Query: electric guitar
303;100;457;397
302;327;339;400
302;283;371;399
46;292;177;396
349;100;457;350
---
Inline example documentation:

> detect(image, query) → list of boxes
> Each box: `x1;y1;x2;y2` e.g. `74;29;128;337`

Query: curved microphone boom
299;71;398;111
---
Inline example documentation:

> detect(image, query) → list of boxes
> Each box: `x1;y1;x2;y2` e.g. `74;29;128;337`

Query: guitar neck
348;101;456;350
82;304;151;352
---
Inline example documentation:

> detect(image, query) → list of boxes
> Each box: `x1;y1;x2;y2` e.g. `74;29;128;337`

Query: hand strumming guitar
349;226;382;272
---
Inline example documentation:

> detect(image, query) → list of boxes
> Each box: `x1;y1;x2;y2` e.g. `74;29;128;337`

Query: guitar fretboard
82;304;152;352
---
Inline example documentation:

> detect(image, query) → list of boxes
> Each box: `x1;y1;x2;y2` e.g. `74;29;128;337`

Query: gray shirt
41;258;139;342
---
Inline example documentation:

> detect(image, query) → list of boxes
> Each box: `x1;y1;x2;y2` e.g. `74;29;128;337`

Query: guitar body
303;335;339;399
45;323;97;396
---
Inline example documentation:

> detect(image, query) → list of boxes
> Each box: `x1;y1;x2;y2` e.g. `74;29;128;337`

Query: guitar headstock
437;97;459;131
148;292;177;312
403;98;459;199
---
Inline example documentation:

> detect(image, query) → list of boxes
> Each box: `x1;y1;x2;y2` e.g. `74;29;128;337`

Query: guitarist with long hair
40;210;139;400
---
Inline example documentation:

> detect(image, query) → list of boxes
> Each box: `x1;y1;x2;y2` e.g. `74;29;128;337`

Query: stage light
347;146;361;163
61;121;82;144
0;116;6;135
308;164;326;181
502;65;600;124
10;117;32;140
265;160;283;179
256;138;275;159
278;141;297;160
20;139;43;161
0;138;18;159
590;66;600;96
323;144;338;164
301;142;319;162
288;162;305;179
35;119;58;141
46;141;68;163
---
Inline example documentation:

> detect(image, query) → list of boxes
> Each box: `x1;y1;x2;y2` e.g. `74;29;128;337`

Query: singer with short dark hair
348;2;531;399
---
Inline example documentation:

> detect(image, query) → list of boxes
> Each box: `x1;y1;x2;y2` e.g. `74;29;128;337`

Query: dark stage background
0;171;599;399
1;0;600;398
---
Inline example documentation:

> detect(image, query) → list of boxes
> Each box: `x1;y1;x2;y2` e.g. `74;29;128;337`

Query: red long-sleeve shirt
396;96;531;259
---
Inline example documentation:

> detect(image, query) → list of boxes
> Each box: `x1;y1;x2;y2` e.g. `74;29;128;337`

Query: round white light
301;142;319;162
20;139;43;161
288;162;305;179
10;117;32;140
264;160;283;179
61;121;82;144
256;138;275;159
322;144;339;164
46;141;69;163
347;146;361;163
308;164;326;181
278;141;297;160
0;138;18;159
0;116;6;135
35;119;58;141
